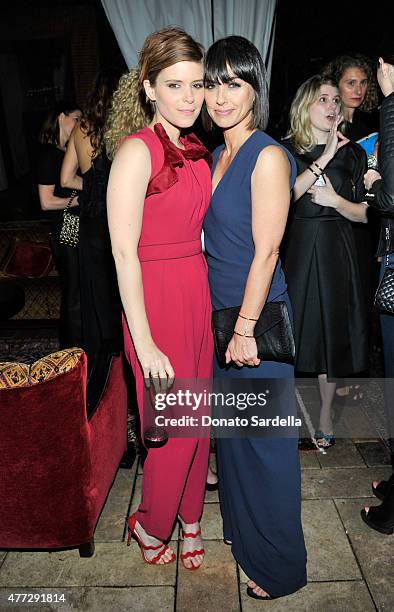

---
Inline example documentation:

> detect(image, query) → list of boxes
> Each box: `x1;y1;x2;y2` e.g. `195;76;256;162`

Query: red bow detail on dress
147;123;212;197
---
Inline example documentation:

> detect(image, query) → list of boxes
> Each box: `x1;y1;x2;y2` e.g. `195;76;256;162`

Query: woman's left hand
308;175;339;208
225;334;260;367
377;57;394;98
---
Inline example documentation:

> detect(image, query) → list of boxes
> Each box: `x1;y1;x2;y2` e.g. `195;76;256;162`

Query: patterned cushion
0;348;84;389
29;349;84;384
0;362;29;389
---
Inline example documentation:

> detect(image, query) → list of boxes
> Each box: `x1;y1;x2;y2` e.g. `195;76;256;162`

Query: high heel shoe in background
205;480;219;492
314;430;335;449
361;484;394;535
372;473;394;501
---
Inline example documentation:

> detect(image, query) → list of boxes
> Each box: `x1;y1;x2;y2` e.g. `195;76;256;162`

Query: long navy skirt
214;294;307;598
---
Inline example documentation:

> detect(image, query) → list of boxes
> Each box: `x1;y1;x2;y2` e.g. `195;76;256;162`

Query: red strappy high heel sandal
127;513;176;565
180;527;205;570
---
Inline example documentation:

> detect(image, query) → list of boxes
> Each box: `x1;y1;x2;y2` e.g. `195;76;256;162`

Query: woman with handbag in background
362;55;394;534
282;75;369;449
37;103;82;348
203;36;307;600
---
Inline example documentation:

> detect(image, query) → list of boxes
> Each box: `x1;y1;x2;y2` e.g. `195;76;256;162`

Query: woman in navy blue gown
203;36;307;600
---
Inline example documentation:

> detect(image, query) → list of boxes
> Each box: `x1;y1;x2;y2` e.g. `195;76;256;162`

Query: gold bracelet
238;313;258;322
234;330;254;338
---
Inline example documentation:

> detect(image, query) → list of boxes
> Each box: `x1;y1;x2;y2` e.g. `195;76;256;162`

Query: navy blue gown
204;130;307;598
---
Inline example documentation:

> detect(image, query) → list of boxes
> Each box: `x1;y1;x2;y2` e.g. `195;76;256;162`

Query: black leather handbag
374;257;394;315
212;301;295;365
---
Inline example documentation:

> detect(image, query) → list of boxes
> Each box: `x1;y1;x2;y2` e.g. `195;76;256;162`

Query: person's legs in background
50;236;82;349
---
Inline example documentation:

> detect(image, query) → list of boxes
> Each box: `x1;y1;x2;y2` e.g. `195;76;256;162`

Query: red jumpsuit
123;124;213;541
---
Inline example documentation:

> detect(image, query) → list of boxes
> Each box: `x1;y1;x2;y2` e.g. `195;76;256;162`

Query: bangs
203;36;269;131
204;40;253;86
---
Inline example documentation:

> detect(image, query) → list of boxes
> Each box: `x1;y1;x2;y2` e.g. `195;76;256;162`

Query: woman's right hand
321;115;349;163
364;168;381;191
135;339;175;391
226;334;260;368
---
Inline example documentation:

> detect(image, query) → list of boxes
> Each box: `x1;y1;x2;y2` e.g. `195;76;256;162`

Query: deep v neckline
211;130;258;197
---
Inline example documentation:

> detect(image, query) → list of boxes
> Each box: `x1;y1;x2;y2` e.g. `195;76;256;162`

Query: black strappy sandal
372;473;394;501
361;484;394;535
246;580;280;600
246;586;272;600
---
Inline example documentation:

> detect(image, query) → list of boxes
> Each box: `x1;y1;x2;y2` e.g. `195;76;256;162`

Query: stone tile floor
1;384;394;611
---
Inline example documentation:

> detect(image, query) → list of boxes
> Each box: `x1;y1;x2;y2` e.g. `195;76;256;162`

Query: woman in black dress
61;70;124;374
323;55;380;406
37;104;82;348
282;75;369;447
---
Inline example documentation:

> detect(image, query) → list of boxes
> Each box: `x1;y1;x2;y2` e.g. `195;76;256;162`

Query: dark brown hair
80;68;123;158
38;103;80;146
203;36;269;131
323;54;378;112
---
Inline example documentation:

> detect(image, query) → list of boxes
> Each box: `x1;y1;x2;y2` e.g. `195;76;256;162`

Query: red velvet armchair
0;348;127;557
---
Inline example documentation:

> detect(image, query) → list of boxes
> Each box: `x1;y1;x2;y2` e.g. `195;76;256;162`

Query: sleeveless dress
122;124;213;540
78;153;123;373
282;140;368;378
204;131;307;598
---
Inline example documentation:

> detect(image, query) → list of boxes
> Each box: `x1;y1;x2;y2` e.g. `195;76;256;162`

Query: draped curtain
101;0;277;82
213;0;276;81
101;0;213;69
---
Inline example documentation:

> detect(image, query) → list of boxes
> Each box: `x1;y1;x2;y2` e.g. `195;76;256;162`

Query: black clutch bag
212;301;295;366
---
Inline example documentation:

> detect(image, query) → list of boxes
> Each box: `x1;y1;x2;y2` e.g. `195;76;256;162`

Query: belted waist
138;239;202;262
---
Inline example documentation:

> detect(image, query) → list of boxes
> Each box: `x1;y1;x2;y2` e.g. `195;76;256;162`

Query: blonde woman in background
282;75;369;448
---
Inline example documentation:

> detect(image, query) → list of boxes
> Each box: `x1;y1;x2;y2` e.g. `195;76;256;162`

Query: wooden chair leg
78;539;95;557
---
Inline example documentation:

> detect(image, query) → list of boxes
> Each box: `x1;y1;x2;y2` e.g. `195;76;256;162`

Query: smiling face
204;69;255;131
308;85;341;139
338;67;368;110
143;60;204;131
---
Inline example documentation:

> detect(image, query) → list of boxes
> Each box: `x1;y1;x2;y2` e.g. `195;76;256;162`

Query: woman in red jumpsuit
106;27;213;569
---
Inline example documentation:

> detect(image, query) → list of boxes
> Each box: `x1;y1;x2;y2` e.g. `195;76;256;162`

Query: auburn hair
104;27;204;159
